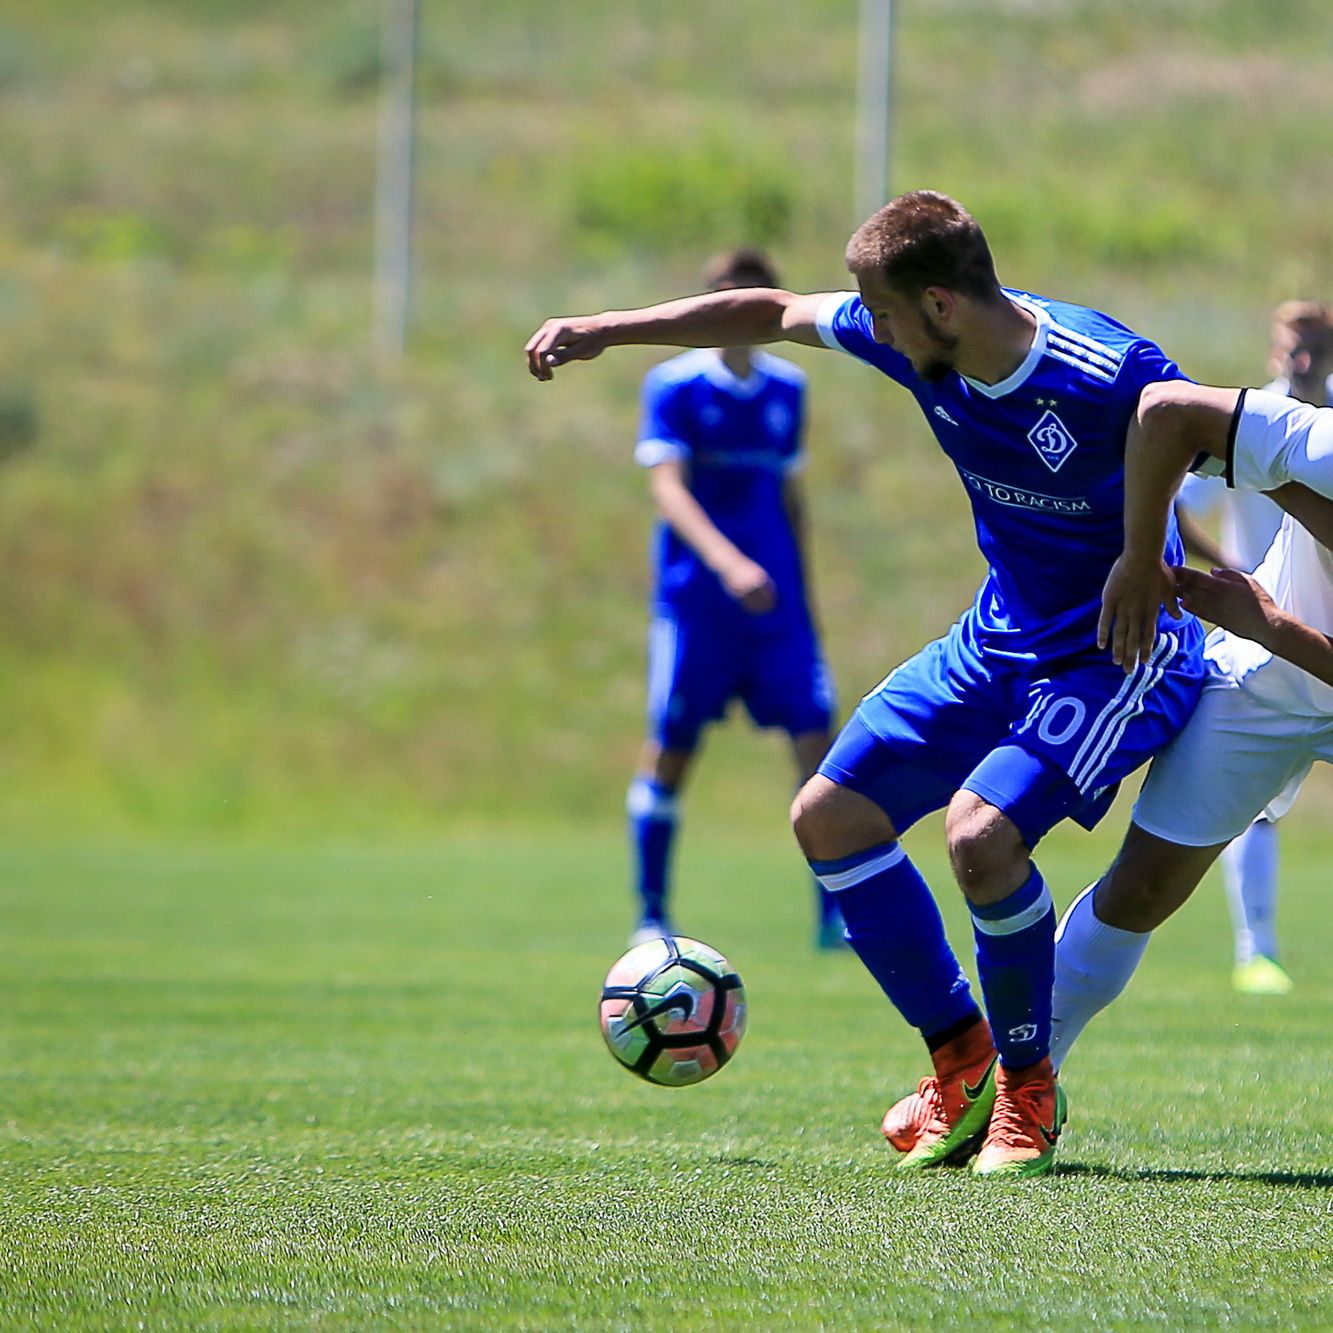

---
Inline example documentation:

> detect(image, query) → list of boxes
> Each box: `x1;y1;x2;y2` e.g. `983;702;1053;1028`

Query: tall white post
373;0;419;361
855;0;894;225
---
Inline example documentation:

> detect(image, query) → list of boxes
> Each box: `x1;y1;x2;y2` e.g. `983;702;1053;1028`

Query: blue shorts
646;607;835;752
818;613;1205;848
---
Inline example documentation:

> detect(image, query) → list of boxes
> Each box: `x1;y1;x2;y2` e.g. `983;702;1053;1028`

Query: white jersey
1176;379;1333;571
1205;389;1333;716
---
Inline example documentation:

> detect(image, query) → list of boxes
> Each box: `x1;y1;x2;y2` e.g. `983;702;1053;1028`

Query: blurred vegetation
0;0;1330;833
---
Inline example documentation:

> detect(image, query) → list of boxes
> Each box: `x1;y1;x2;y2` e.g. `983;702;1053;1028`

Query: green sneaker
972;1060;1067;1180
890;1022;998;1171
1233;956;1293;996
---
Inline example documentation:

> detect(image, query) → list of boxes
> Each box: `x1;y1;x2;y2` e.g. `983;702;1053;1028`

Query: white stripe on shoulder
1047;322;1125;366
815;292;859;354
1045;345;1118;385
1047;331;1122;375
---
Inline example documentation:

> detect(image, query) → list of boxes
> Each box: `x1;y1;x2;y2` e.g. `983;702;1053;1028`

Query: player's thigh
1133;680;1318;849
644;610;739;751
739;621;836;741
816;633;1011;836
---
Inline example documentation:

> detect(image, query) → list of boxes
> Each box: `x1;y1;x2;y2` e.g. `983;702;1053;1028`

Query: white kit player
1173;301;1333;994
1050;379;1333;1071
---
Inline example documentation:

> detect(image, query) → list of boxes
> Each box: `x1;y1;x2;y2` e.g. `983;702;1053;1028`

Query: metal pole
373;0;419;360
854;0;894;225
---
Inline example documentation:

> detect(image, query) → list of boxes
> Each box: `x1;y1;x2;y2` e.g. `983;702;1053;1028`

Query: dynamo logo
1028;410;1079;472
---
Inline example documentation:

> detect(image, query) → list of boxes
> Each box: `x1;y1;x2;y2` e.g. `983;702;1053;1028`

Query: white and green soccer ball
599;936;747;1087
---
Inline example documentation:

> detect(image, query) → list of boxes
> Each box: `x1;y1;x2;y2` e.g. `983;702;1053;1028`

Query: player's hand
524;315;612;380
1174;565;1281;646
721;557;778;614
1098;551;1180;672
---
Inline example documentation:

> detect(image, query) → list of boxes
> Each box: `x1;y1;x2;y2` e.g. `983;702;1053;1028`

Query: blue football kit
804;288;1206;1075
635;348;834;752
814;288;1204;844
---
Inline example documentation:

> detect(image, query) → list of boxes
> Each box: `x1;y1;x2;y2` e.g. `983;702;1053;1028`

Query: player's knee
1096;829;1208;932
945;795;1027;904
1095;862;1169;932
791;776;894;861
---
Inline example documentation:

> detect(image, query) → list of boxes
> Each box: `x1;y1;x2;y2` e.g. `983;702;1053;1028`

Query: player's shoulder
751;349;807;390
1013;289;1173;388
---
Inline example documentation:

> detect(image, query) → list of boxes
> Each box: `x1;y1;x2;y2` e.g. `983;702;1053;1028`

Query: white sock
1050;883;1152;1073
1221;818;1280;964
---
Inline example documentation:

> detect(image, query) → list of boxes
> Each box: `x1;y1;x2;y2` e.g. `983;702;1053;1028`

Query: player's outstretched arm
525;290;831;381
1175;565;1333;688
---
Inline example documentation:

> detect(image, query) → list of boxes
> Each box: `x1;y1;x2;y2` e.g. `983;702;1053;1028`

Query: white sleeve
1232;389;1333;498
814;292;858;353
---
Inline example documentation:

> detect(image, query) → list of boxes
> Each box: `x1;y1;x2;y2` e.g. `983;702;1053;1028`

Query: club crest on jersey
1028;410;1078;472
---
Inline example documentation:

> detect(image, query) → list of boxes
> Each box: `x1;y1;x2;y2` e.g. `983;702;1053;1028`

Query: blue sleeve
1118;339;1190;398
814;292;916;387
635;370;692;468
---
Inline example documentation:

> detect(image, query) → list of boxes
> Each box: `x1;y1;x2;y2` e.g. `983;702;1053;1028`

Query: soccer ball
599;935;747;1087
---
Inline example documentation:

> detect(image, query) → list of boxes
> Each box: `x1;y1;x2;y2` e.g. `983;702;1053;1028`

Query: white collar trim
701;350;767;397
961;297;1050;399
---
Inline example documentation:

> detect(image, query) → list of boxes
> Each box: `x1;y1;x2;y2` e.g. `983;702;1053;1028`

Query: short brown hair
1271;299;1333;361
703;247;780;291
1272;299;1331;334
845;191;1002;302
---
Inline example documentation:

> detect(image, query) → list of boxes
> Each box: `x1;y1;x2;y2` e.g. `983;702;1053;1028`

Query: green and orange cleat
971;1056;1068;1180
884;1018;998;1170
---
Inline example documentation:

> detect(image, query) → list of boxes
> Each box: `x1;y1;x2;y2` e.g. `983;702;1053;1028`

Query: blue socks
969;865;1056;1069
811;842;1056;1068
810;842;979;1036
626;777;678;924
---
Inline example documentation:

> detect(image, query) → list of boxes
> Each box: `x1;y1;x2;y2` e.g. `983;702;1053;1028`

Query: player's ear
922;286;956;324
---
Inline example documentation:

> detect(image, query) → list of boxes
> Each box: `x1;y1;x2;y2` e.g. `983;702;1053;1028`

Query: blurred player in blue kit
625;248;841;951
527;191;1205;1178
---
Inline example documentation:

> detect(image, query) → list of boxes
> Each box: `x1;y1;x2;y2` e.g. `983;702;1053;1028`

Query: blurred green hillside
0;0;1331;833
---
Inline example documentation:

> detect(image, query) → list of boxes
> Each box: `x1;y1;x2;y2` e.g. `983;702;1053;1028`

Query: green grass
1;823;1329;1329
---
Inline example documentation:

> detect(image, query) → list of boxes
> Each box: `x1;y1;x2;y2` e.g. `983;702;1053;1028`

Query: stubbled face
1270;319;1333;386
855;270;959;382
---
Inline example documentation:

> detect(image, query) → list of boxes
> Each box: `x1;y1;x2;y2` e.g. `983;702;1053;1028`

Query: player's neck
1289;372;1326;406
956;299;1038;387
718;346;755;379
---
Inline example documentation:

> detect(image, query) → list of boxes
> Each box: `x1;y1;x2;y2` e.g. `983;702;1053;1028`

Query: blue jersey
817;288;1191;658
637;349;809;624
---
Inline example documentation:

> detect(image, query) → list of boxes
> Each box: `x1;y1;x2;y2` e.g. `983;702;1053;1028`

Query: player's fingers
525;324;556;380
1110;605;1128;667
1096;597;1114;651
1138;611;1157;669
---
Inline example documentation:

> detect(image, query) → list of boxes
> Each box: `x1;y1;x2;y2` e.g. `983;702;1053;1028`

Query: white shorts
1132;675;1329;846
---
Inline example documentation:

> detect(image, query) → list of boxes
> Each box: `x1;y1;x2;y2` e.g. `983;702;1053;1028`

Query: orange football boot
886;1018;998;1170
971;1056;1067;1179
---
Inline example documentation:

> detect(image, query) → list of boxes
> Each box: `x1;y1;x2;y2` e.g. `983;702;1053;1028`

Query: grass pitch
0;825;1328;1329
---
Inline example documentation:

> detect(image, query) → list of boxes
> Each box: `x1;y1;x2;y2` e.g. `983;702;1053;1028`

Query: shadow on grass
1058;1161;1333;1189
